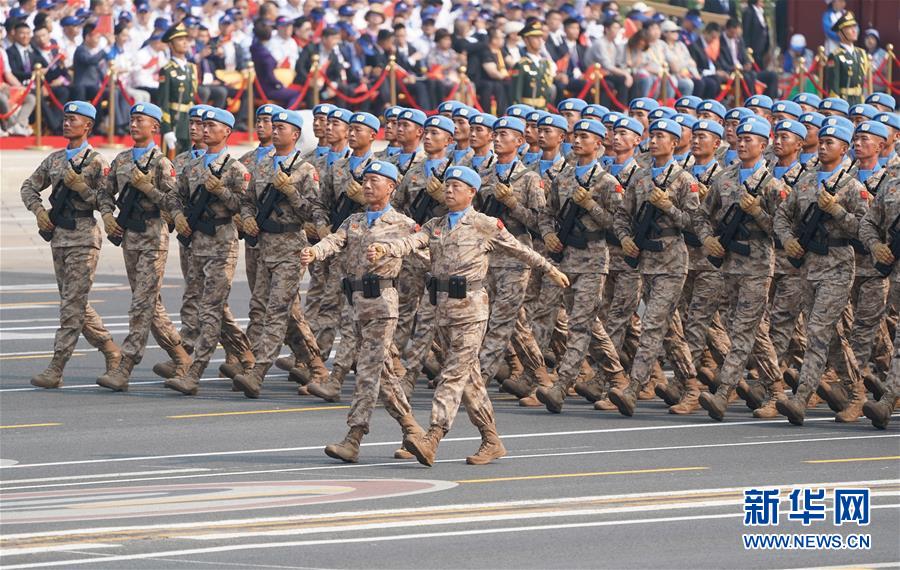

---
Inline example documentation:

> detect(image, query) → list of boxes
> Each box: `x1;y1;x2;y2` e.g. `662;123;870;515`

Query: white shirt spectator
131;43;168;88
267;35;296;69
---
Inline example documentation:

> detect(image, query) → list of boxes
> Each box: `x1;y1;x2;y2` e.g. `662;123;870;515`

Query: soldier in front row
368;166;570;467
20;101;122;389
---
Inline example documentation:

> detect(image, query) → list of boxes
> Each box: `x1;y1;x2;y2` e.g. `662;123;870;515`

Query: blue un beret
819;124;853;145
494;116;526;134
558;99;588;114
203;107;235;128
673;113;698;130
745;95;774;110
630;97;659;113
452;105;476;120
823;115;855;132
255;103;283;117
698;99;726;119
438;100;465;115
328;107;352;124
538;114;569;132
855;120;890;140
190;104;213;119
384;106;404;120
800;111;826;129
819;97;850;116
582;104;609;121
505;103;536;118
272;109;303;130
350;111;380;132
63;100;96;121
675;95;702;111
849;104;878;120
792;92;822;108
737;118;771;139
470;113;499;129
614;116;644;137
692;119;724;138
575;118;607;138
772;100;802;119
313;103;335;116
774;119;807;140
524;110;546;124
445;165;482;191
875;112;900;131
602;111;625;126
130;102;163;123
398;108;427;127
725;107;754;122
649;118;682;139
424;114;455;135
649;106;677;121
867;93;897;111
364;160;399;182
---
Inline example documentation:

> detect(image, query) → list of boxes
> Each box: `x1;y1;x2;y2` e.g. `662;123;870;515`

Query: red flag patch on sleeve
412;224;420;233
690;183;699;193
103;167;110;177
779;190;787;200
861;190;870;200
170;168;176;178
497;219;505;229
615;184;623;193
313;170;319;182
243;172;251;181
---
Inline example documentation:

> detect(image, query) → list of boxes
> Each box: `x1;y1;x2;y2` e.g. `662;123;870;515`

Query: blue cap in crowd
452;106;476;120
866;93;896;110
673;113;697;129
823;115;854;132
398;108;427;126
855;120;890;140
737;119;771;139
203;107;235;128
445;166;481;190
154;17;170;30
800;112;826;129
526;110;549;124
63;101;96;121
505;103;536;117
494;116;526;134
849;104;878;120
675;95;702;111
538;114;569;132
438;100;465;115
725;107;754;122
774;119;807;140
614;115;644;137
745;95;774;111
350;111;380;132
190;104;212;118
692;118;724;138
792;92;822;108
61;15;81;26
630;97;659;113
256;103;283;117
338;4;354;16
649;106;676;121
819;97;850;116
272;109;303;130
819;124;853;145
470;113;498;129
364;160;399;182
558;98;588;114
582;104;609;120
698;99;726;119
425;114;455;135
313;103;335;116
649;118;682;139
772;100;802;118
602;111;625;125
328;107;351;124
383;106;404;120
875;112;900;131
131;102;163;123
575;119;607;138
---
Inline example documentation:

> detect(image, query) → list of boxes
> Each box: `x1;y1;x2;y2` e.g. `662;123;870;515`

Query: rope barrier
90;73;112;106
0;80;34;120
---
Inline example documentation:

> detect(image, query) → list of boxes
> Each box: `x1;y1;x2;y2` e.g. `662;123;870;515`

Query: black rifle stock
624;164;673;268
410;161;450;225
707;172;769;268
244;152;299;247
875;212;900;276
40;152;92;242
109;149;156;247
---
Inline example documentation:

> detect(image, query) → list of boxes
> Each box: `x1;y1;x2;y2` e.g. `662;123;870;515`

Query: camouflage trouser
305;260;340;358
180;246;250;357
716;274;779;392
400;292;442;384
395;255;429;353
249;257;304;367
184;253;243;373
243;243;260;343
590;269;642;378
331;296;359;377
430;319;493;432
121;248;182;363
530;271;566;352
510;306;546;375
51;245;113;362
284;294;322;364
881;282;900;396
555;271;612;389
795;271;856;397
630;273;690;387
479;267;531;382
848;275;889;370
347;316;412;430
680;269;728;366
765;272;807;369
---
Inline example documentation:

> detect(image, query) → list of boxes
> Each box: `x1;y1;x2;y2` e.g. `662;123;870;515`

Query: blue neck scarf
496;159;517;180
517;142;529;155
857;162;881;183
315;145;330;158
366;203;392;227
447;206;470;230
348;150;372;172
878;152;896;167
204;147;226;167
540;154;561;176
609;156;634;177
739;159;765;185
191;147;206;160
386;145;401;157
692;159;716;179
255;144;273;163
817;162;843;185
327;147;349;168
453;148;471;164
600;155;614;168
674;152;689;164
397;151;415;168
773;160;798;180
725;149;738;164
651;158;674;179
471;151;493;170
424;157;445;177
273;150;297;172
65;140;89;161
575;159;598;180
523;150;541;165
132;142;157;163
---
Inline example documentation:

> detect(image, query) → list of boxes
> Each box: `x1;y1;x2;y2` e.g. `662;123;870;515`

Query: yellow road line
0;422;62;429
0;353;83;361
167;405;350;419
805;456;900;464
456;466;708;484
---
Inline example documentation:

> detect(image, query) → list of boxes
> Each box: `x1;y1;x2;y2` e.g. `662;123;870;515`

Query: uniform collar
65;140;89;161
132;142;156;162
447;206;471;230
366;203;392;227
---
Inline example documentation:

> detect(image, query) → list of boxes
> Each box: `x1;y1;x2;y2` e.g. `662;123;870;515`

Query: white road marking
0;544;120;557
0;468;211;485
0;371;289;393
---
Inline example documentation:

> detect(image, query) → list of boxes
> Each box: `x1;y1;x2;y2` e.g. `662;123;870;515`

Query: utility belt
259;219;301;234
121;204;160;232
341;275;397;305
426;274;483;305
66;208;95;219
193;215;232;236
565;229;605;250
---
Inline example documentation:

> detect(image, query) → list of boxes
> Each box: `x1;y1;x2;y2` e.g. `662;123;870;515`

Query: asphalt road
1;147;899;569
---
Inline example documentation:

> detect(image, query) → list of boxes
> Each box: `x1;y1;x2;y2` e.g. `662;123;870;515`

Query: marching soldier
21;101;121;389
374;106;403;160
825;12;866;106
157;24;196;156
368;166;570;467
300;161;425;463
512;20;554;110
165;108;251;395
96;103;191;391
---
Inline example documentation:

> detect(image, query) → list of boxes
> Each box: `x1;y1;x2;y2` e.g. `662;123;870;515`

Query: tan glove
35;206;54;232
232;214;243;233
621;236;640;258
205;172;224;195
739;192;763;216
174;212;192;236
102;212;122;237
697;182;709;200
494;182;518;208
63;166;90;194
543;232;563;253
703;235;725;257
273;169;295;194
346;178;365;204
303;222;318;240
572;186;598;211
161;210;174;226
784;237;804;259
817;191;842;216
299;247;316;266
426;176;445;202
130;167;153;193
649;187;673;211
316;224;330;240
367;243;387;262
547;266;570;288
872;242;894;265
243;216;259;237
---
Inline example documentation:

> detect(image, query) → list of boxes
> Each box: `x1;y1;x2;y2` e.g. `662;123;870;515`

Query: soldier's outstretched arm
310;220;350;261
487;217;554;274
382;219;432;257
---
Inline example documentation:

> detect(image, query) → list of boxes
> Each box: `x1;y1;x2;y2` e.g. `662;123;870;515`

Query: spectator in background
472;27;510;114
131;32;167;103
586;16;638;107
1;29;37;136
107;22;150;105
393;23;430;110
268;16;296;70
72;22;122;133
716;17;777;98
643;20;666;97
295;26;355;107
128;3;154;52
502;21;523;72
291;16;312;51
742;0;769;69
864;29;889;94
425;28;461;108
624;28;652;98
783;33;814;75
411;17;437;62
56;16;82;68
704;0;737;16
6;20;35;85
545;9;566;61
249;17;299;108
822;0;846;54
661;19;697;97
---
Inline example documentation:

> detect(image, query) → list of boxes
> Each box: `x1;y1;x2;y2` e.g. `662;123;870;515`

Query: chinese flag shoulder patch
412;224;420;233
312;170;319;182
170;168;176;178
243;172;251;181
497;219;505;230
539;179;545;189
615;184;623;194
861;190;870;200
103;167;110;177
779;190;787;200
690;183;699;193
